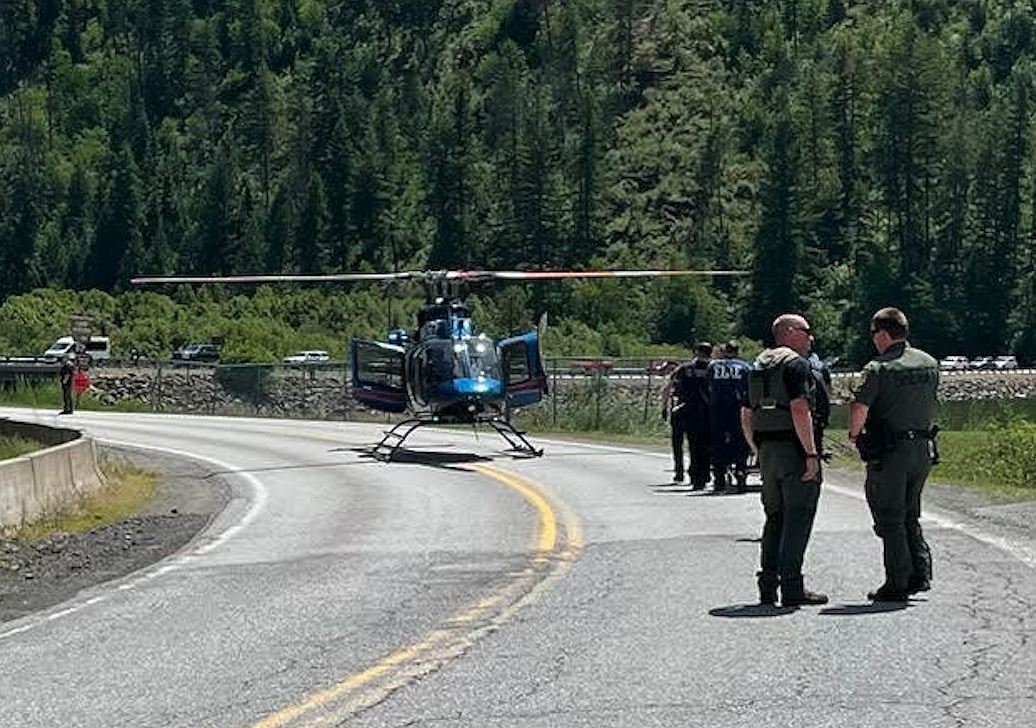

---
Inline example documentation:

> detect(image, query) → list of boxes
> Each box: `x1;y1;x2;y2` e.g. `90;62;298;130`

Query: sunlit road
1;408;1034;728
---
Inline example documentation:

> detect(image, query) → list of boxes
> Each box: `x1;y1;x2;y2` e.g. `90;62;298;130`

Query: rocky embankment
827;371;1036;404
88;365;355;419
79;366;1036;421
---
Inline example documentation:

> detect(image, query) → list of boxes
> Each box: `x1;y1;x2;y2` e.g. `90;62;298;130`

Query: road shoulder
0;445;230;623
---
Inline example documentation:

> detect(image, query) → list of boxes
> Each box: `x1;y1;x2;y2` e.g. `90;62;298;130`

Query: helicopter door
498;332;546;408
350;340;407;413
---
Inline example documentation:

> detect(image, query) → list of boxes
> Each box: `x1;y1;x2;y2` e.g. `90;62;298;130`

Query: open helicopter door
350;340;407;413
498;332;546;408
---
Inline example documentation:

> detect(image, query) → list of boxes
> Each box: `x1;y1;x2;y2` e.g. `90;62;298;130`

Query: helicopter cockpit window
425;341;454;383
503;346;530;384
356;345;404;390
454;337;500;380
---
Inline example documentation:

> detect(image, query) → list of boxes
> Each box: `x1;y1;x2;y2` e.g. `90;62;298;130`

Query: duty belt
895;429;934;441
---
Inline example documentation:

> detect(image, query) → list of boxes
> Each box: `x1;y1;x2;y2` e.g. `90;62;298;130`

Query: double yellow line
245;462;582;728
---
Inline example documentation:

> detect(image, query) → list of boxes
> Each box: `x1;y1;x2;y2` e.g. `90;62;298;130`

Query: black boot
867;584;909;601
781;577;828;606
757;570;779;605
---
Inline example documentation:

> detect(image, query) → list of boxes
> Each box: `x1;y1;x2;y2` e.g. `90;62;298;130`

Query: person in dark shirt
663;342;712;487
707;341;751;492
58;353;75;415
741;314;827;607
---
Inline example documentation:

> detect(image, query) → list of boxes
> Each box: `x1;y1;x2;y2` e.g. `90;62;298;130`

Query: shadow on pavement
819;601;912;616
709;603;799;618
347;445;492;467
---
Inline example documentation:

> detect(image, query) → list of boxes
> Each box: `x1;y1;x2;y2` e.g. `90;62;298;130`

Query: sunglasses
791;325;813;335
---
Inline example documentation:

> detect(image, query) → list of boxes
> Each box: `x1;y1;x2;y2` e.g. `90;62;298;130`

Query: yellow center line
239;462;581;728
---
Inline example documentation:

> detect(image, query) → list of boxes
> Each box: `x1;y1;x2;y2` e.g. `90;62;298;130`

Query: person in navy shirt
707;341;751;492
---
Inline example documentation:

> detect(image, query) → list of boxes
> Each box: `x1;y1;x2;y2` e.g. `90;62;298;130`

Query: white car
938;355;969;371
992;355;1018;371
282;350;331;365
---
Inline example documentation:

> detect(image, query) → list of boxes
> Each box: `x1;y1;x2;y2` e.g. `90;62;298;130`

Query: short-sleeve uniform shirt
853;341;939;432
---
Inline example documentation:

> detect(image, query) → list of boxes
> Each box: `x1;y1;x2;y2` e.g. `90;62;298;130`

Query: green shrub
985;420;1036;490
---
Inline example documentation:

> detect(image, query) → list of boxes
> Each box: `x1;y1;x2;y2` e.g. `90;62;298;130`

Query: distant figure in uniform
848;307;939;602
707;341;751;492
741;314;827;606
807;352;833;452
663;341;712;488
59;353;75;415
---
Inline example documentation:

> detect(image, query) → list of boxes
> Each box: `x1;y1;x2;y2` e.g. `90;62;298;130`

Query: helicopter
131;269;746;460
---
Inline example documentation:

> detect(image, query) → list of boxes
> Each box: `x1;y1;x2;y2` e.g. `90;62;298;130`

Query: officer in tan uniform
741;314;827;606
848;307;939;602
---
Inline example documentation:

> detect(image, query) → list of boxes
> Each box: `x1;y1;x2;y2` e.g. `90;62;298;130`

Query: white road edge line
529;434;1036;571
0;438;268;642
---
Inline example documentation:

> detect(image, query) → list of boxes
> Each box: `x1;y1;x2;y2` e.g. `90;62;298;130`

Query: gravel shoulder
0;445;230;624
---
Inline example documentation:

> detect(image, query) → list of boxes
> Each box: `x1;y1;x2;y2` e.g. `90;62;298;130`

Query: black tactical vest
748;347;814;433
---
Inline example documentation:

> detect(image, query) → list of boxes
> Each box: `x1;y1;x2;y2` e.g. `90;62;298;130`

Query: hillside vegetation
3;1;1036;360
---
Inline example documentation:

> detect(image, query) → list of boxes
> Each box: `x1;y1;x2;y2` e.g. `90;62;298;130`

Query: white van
43;336;111;361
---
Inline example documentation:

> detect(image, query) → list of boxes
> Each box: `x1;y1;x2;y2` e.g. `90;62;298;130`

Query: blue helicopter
132;268;745;460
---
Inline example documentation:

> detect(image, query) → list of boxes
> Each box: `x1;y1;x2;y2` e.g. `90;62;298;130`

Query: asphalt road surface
1;409;1034;728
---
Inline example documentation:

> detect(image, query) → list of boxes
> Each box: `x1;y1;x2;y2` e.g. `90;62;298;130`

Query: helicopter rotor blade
131;272;419;285
446;270;749;282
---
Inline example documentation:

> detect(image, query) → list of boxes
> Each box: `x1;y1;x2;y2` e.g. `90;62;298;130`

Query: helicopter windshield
453;337;500;380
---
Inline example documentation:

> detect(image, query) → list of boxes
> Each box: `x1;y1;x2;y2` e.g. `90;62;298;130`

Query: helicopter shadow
346;444;493;470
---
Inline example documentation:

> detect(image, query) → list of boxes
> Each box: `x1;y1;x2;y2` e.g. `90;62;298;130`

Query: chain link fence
24;357;1036;434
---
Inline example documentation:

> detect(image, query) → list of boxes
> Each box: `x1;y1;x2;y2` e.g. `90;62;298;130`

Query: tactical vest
748;347;813;433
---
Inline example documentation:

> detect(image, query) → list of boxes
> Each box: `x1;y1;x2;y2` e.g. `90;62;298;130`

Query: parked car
283;350;331;365
646;359;679;375
172;343;221;363
570;359;613;374
992;355;1019;371
43;335;111;362
969;356;993;370
939;355;969;371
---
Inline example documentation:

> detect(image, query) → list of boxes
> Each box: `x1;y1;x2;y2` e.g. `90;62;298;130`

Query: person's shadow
819;601;912;616
709;603;799;618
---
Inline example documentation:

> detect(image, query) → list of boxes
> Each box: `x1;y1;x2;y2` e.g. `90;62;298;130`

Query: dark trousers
710;426;749;486
672;417;710;485
758;439;821;590
61;382;74;413
865;441;933;591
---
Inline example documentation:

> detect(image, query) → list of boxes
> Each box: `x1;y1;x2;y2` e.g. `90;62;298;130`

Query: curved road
1;409;1034;727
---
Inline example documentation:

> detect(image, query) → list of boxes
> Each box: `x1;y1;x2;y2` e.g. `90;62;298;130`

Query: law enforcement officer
663;342;712;487
848;307;939;602
707;341;751;492
740;314;827;606
807;352;833;449
59;353;75;415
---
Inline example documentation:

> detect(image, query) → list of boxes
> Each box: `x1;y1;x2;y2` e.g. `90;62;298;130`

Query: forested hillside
2;0;1036;362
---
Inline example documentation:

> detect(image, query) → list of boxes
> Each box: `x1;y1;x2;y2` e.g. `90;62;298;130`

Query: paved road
1;409;1034;727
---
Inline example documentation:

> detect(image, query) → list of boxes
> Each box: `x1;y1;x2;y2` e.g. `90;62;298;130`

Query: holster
928;425;941;465
855;419;889;464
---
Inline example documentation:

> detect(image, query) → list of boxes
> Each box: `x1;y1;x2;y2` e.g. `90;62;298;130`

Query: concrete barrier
0;418;106;534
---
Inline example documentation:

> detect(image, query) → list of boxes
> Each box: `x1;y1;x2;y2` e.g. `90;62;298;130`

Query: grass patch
526;427;669;450
0;381;150;413
0;434;43;461
13;456;159;541
826;428;1035;503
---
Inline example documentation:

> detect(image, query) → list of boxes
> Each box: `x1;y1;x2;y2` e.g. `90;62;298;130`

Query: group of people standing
666;306;939;606
662;341;755;492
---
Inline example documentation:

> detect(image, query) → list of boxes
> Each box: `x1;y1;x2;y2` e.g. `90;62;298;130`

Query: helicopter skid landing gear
372;419;425;462
489;419;544;458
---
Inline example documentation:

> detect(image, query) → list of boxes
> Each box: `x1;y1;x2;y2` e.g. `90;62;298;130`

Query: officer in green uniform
740;314;828;607
848;307;939;602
